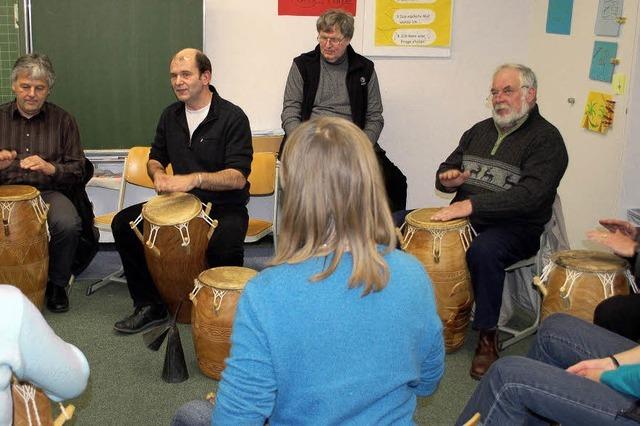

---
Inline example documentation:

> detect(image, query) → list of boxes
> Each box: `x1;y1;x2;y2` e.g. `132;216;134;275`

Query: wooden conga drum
401;208;475;352
534;250;635;322
0;185;49;309
131;192;217;323
12;380;75;426
190;266;257;380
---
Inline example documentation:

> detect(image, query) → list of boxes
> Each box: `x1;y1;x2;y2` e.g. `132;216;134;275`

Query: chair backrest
248;152;277;196
116;146;173;211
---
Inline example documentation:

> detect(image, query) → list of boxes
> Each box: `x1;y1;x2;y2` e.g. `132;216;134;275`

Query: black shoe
114;305;169;334
46;285;69;313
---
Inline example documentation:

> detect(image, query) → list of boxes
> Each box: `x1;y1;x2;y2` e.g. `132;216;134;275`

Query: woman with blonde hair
173;117;444;425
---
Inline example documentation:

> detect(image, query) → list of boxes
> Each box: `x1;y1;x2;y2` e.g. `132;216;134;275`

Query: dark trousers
112;202;248;307
468;224;541;330
41;191;82;288
376;151;407;212
594;294;640;342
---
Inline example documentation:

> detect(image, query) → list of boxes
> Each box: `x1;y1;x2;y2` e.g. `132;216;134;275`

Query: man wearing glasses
432;64;568;380
281;8;407;212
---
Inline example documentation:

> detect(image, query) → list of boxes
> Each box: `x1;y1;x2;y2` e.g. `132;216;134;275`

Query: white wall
204;0;639;248
528;1;639;247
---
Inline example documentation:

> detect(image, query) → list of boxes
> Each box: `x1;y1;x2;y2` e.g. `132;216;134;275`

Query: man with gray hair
0;53;91;313
281;8;407;212
433;64;568;379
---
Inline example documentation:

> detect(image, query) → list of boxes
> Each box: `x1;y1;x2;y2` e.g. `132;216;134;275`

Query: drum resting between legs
112;48;252;334
0;53;97;313
431;63;568;380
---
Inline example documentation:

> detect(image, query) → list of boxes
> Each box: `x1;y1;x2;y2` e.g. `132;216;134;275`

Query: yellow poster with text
375;0;452;48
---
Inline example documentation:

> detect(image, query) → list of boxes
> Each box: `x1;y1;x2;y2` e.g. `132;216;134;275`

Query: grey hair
11;53;56;88
493;63;537;90
316;9;354;39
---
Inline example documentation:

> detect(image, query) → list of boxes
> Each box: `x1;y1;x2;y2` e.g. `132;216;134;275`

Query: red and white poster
278;0;357;17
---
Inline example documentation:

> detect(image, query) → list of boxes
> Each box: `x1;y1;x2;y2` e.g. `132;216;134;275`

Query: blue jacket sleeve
410;267;445;396
601;364;640;399
211;279;276;425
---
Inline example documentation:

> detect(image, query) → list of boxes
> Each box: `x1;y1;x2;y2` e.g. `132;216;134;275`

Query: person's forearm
615;345;640;365
197;169;246;191
147;159;166;180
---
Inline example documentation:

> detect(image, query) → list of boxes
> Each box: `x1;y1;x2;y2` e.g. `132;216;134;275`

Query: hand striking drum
401;207;475;352
131;192;218;323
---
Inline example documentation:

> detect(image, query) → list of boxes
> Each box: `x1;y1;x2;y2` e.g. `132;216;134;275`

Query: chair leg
86;267;126;296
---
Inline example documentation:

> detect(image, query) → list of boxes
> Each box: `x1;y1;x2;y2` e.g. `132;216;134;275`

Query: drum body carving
0;185;49;310
190;266;257;380
131;192;217;323
536;250;634;322
401;208;474;352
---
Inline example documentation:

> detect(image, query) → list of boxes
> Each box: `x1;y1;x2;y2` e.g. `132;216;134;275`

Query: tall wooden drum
534;250;635;322
401;208;475;352
0;185;49;310
190;266;257;380
131;192;217;323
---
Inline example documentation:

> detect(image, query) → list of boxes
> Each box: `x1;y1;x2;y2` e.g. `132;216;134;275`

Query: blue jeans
457;313;639;425
171;400;213;426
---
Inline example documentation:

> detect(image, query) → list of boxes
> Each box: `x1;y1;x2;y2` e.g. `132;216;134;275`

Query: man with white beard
432;64;568;380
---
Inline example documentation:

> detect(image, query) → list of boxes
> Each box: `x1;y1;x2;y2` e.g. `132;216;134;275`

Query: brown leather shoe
470;329;499;380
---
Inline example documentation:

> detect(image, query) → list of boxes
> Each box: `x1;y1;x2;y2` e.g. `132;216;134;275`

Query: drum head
197;266;257;291
0;185;39;201
142;192;201;226
552;249;629;273
405;207;469;229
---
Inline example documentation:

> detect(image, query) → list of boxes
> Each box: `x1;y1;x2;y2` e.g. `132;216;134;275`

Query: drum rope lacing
189;280;227;313
13;383;70;426
625;270;639;293
1;201;15;236
404;223;476;263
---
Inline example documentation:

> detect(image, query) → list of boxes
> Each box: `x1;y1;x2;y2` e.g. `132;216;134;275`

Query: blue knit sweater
212;249;444;425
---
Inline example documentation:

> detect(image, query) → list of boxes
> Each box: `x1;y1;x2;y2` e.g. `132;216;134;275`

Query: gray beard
492;101;531;130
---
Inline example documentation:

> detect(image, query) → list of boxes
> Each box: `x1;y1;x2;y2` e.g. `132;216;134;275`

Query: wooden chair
87;147;172;295
245;152;279;250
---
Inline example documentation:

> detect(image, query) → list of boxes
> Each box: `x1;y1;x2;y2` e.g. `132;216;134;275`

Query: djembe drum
0;185;49;310
131;192;217;323
534;250;636;322
401;208;475;352
12;380;75;426
190;266;257;380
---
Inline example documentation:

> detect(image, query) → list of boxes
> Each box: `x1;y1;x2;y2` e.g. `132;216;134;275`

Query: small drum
534;250;636;322
0;185;49;310
401;208;475;352
131;192;217;323
190;266;257;380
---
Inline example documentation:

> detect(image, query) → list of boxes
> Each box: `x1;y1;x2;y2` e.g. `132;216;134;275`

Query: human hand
599;218;638;239
586;229;637;257
438;169;470;189
154;173;197;193
430;200;473;221
19;155;55;176
0;149;17;170
567;357;616;383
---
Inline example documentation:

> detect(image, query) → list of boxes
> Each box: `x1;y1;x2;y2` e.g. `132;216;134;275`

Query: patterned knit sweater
436;105;568;229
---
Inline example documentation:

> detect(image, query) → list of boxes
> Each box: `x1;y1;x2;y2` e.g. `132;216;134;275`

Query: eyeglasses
317;35;345;45
489;85;529;99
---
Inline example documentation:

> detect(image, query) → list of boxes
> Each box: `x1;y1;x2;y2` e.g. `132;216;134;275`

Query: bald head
171;48;212;76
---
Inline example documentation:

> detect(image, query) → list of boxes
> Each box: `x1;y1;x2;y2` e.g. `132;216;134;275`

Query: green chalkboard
31;0;202;149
